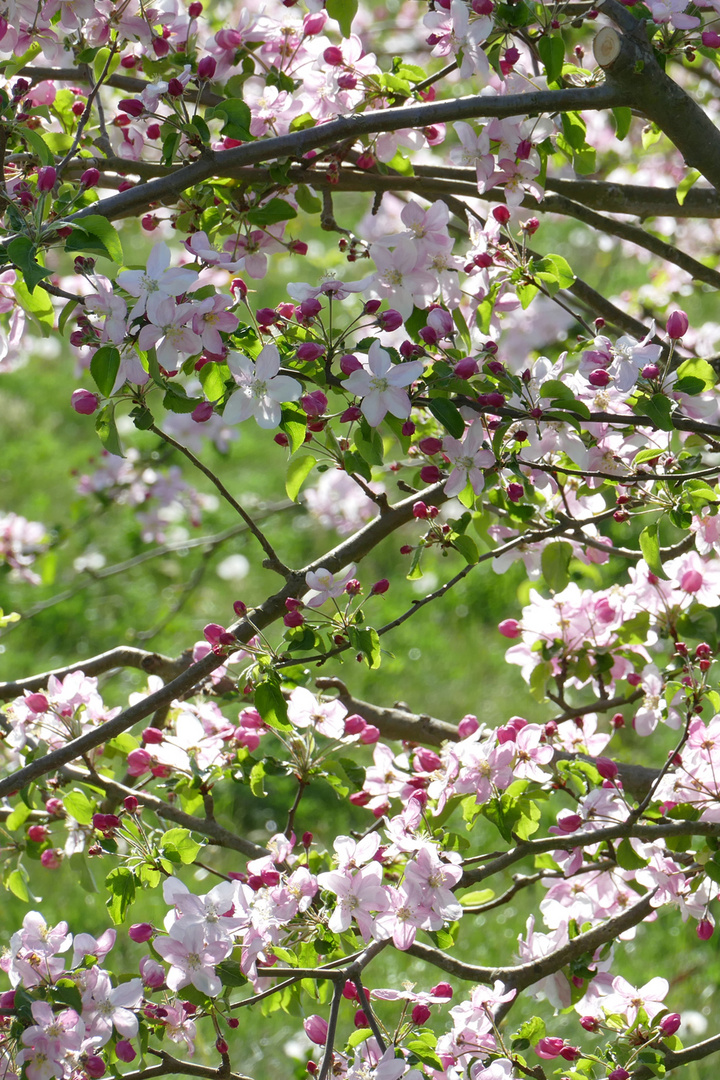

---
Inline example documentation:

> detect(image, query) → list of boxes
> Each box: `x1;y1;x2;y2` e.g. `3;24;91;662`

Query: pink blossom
344;341;423;426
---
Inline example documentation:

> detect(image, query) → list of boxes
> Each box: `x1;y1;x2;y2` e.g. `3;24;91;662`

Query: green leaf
21;126;54;165
90;346;120;397
286;454;316;501
63;789;95;825
72;215;124;264
541;541;572;591
5;867;29;901
634;393;674;431
348;1027;372;1048
517;280;539;308
255;679;292;731
161;827;202;865
513;1016;546;1046
428;397;465;438
539;379;575;402
105;867;136;924
538;35;564;84
280;403;307;455
452;534;479;564
247;198;297;227
676;357;716;391
347;625;381;669
327;0;358;36
216;960;247;987
6;801;33;831
460;889;495;906
677;169;701;207
612;106;632;141
672;376;705;396
8;236;51;292
295;184;322;214
250;760;266;797
14;275;54;330
639;521;669;580
206;99;254;140
617;837;649;870
95;405;123;457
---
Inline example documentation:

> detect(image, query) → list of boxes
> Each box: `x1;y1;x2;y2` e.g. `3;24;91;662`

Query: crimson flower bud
124;795;139;813
302;831;313;847
80;167;100;188
378;309;403;331
37;166;56;192
215;1037;228;1055
304;1015;328;1045
642;364;660;380
0;991;16;1011
660;1012;681;1036
203;623;227;645
498;619;521;639
233;600;247;617
354;1010;368;1028
324;45;344;65
142;727;164;744
666;309;689;339
118;98;144;117
412;1003;431;1025
697;918;714;940
703;30;720;47
28;825;49;842
85;1056;106;1078
25;693;49;712
46;797;63;815
342;980;358;999
596;757;619;780
420;465;442;484
115;1042;136;1063
167;78;184;96
284;610;304;628
189;0;202;13
274;432;289;446
153;36;170;56
344;714;366;735
296;342;326;361
588;368;610;387
454;357;479;379
522;216;540;234
360;725;381;744
301;391;328;416
492;205;511;225
72;388;100;415
401;420;415;435
41;849;62;869
608;1070;630;1080
579;1015;599;1031
341;406;362;422
507;482;524;503
458;714;479;738
197;55;217;80
371;578;389;595
535;1037;565;1059
191;401;214;423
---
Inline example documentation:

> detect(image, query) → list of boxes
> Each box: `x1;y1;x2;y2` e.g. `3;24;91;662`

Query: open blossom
344;341;423;426
443;421;495;496
305;564;357;607
117;242;197;318
603;975;669;1023
82;972;143;1046
154;922;232;997
224;344;301;428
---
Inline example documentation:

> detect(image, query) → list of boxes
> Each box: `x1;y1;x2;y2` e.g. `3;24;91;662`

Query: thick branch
0;647;189;701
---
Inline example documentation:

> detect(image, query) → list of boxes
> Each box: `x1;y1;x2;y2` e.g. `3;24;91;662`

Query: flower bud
124;795;139;814
659;1013;681;1036
28;825;49;842
72;388;100;415
344;714;366;735
167;77;184;97
535;1037;565;1059
596;757;619;780
666;309;689;339
85;1055;105;1078
118;98;144;117
507;482;524;503
697;918;714;940
340;353;362;375
492;205;511;225
378;309;403;331
454;357;478;379
80;167;100;188
197;56;217;79
498;619;521;639
25;692;49;712
359;725;380;744
115;1042;136;1063
192;401;214;423
458;714;479;738
296;342;326;361
301;390;328;416
588;368;610;387
37;166;56;192
412;1003;431;1025
140;955;165;988
371;578;389;595
41;849;62;869
420;465;442;484
703;30;720;47
304;1015;328;1045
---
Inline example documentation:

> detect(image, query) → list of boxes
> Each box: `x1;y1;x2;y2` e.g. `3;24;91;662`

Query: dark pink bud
118;98;144;117
420;465;442;484
142;726;164;744
413;501;429;519
359;725;380;744
579;1015;599;1032
338;73;357;89
304;1015;328;1045
216;29;241;49
498;619;521;639
608;1071;630;1080
167;78;184;97
342;980;358;999
284;610;304;628
37;166;56;192
215;1037;228;1055
341;406;362;422
0;990;16;1011
27;825;49;842
454;357;478;379
231;277;247;298
290;239;308;255
354;1010;368;1028
371;578;389;595
296;342;326;361
458;714;479;738
298;298;321;320
522;217;540;234
85;1055;105;1078
45;798;63;815
378;309;403;331
697;918;714;940
364;299;382;314
197;55;217;80
588;369;610;387
507;483;524;503
189;1;203;14
127;748;152;776
274;432;289;446
203;622;226;644
557;813;582;833
492;205;511;225
657;1012;681;1037
666;309;689;339
703;30;720;47
25;692;49;712
419;327;437;345
416;747;441;771
152;36;170;57
344;714;366;735
115;1042;136;1063
72;388;100;415
304;11;326;33
412;1003;431;1025
419;437;442;454
596;757;618;780
129;923;154;943
402;420;415;435
41;849;62;869
323;45;344;65
80;167;100;188
642;364;660;380
301;391;328;416
191;401;214;423
535;1037;565;1059
124;795;139;813
559;1046;580;1062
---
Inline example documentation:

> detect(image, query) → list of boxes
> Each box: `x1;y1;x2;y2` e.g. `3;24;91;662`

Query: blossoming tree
6;0;720;1077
